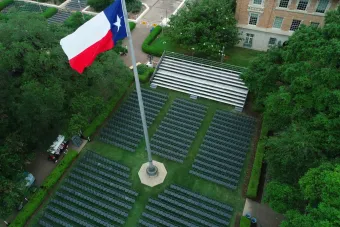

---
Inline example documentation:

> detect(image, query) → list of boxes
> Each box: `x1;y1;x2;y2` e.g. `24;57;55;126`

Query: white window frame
278;0;290;8
272;17;284;29
290;19;302;31
252;0;263;5
296;0;309;11
244;33;255;48
315;0;330;14
248;13;260;26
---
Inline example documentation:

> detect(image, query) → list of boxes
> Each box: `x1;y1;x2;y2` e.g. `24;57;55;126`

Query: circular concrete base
138;161;167;187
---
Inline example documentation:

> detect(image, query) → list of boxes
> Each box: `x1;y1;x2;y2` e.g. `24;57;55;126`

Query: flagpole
121;0;158;176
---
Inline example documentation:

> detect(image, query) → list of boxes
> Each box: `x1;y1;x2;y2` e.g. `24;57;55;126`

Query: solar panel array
150;98;207;163
65;0;87;10
1;2;48;13
47;10;72;23
38;151;138;227
100;88;168;152
190;110;256;190
139;184;233;227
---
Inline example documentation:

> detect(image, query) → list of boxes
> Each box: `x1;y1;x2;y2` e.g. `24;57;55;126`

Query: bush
137;64;148;74
126;0;142;13
240;216;251;227
41;8;58;19
139;68;154;83
142;25;163;57
0;0;14;11
129;21;136;31
41;150;78;189
88;0;113;12
10;151;78;227
9;189;47;227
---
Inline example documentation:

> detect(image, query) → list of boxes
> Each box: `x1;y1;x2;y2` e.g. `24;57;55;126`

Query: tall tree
243;6;340;226
0;12;132;216
167;0;239;57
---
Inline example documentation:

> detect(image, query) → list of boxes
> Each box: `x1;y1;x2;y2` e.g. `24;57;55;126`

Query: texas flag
60;0;127;73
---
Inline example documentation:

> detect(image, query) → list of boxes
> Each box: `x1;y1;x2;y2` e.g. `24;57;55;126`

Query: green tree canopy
243;7;340;226
167;0;239;57
0;12;132;217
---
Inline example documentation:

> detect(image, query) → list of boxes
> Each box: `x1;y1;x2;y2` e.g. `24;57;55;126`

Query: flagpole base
138;161;167;187
146;164;158;177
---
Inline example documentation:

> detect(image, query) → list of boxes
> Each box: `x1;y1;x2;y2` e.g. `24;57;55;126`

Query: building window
273;17;284;28
279;0;289;8
316;0;329;13
310;22;320;28
249;13;259;25
244;33;254;48
290;19;301;31
268;38;277;46
253;0;262;4
297;0;309;10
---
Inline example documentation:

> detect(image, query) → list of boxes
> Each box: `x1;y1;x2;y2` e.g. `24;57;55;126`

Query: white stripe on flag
60;12;111;60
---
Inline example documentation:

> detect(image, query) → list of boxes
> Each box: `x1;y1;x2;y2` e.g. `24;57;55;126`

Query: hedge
129;21;136;31
240;216;251;227
10;150;78;227
142;25;163;57
0;0;14;11
41;7;58;19
41;150;78;189
139;68;154;83
246;116;269;199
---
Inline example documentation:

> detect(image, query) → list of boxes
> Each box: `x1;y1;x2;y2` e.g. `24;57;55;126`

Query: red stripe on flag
69;30;114;74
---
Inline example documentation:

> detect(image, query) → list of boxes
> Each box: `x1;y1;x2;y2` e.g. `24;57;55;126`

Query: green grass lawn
149;34;261;67
29;84;255;227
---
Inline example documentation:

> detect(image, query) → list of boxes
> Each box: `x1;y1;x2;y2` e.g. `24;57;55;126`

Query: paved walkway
243;198;284;227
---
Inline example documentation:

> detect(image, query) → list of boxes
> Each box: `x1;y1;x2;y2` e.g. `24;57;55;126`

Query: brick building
235;0;339;51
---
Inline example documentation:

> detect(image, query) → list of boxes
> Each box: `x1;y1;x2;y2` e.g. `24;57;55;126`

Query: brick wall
235;0;339;31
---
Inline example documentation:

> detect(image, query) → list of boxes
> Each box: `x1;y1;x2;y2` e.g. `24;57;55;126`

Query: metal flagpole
121;0;158;176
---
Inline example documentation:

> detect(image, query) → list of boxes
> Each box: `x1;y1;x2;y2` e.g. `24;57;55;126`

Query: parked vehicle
47;135;69;163
17;172;36;211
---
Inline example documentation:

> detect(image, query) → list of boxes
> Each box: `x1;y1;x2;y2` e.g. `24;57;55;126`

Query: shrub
139;68;154;83
88;0;113;12
126;0;142;13
142;25;163;57
41;150;78;189
41;8;58;19
129;21;136;31
137;64;148;74
0;0;14;11
9;189;47;227
240;216;251;227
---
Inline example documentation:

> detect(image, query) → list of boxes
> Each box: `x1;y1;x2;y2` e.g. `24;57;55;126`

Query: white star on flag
113;15;121;32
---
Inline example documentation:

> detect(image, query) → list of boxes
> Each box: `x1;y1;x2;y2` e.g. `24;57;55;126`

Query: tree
167;0;239;57
243;7;340;226
263;181;304;213
0;12;132;215
280;162;340;227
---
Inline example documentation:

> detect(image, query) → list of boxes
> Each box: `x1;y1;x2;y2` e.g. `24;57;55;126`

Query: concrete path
120;0;184;65
243;198;284;227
